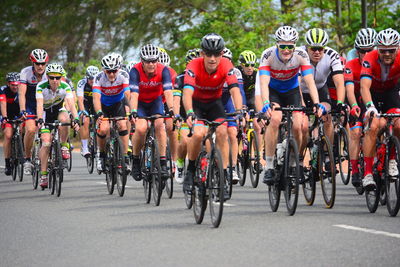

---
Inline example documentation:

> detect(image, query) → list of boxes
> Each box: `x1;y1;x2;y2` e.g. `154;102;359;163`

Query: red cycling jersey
360;50;400;93
129;62;172;103
184;57;238;103
344;58;362;95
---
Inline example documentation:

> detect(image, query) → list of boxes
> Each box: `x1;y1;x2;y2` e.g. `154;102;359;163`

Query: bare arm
229;86;242;111
260;74;270;104
183;88;194;114
18;83;27;111
346;83;357;107
303;74;320;104
0;100;7;118
332;73;345;103
360;78;373;105
164;90;173;111
93;92;101;113
36;98;44;119
65;97;78;119
129;92;138;111
77;96;85;112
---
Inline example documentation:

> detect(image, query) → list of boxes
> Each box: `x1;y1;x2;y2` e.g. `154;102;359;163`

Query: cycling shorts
303;85;331;108
270;87;301;107
221;93;237;127
138;95;164;117
371;88;400;113
193;98;226;123
102;101;126;118
44;102;68;124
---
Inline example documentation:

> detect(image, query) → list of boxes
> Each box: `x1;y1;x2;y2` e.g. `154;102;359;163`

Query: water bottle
311;143;318;168
276;139;286;165
200;157;208;182
242;134;248;152
146;148;151;168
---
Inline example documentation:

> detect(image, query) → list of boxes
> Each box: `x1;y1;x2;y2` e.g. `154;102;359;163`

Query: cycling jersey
77;78;93;110
360;50;400;93
93;70;130;106
237;65;257;102
259;47;313;93
129;63;172;103
19;66;46;114
299;46;343;93
36;80;73;109
0;85;20;118
174;71;187;118
344;58;363;95
183;57;238;102
222;67;244;127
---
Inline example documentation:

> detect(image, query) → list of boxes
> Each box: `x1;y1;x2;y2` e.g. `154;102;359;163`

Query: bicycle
8;119;25;182
99;117;128;197
31;130;41;189
236;110;261;188
331;109;350;185
302;111;336;208
165;139;173;199
84;114;97;174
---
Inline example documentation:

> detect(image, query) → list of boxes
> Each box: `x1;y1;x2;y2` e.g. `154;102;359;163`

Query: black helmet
200;33;225;54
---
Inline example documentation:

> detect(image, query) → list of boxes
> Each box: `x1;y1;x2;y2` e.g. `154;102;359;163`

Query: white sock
266;156;274;169
81;139;88;149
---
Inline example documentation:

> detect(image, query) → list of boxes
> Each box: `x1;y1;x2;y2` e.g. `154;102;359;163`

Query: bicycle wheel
141;143;151;204
302;145;316;206
54;141;63;197
15;134;24;182
248;131;261;188
193;150;208;224
318;136;336;208
49;145;56;195
66;138;72;172
356;151;365;195
227;140;233;199
151;139;162;206
209;149;224;228
165;141;173;199
105;141;115;195
337;127;350;185
31;139;40;189
385;136;400;217
11;138;17;181
366;172;380;213
86;134;95;174
115;137;127;197
284;138;299;216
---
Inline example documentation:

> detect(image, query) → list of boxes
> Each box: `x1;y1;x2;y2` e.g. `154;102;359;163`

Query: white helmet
101;53;122;70
86;65;100;79
222;47;233;60
46;63;65;75
140;44;159;61
355;28;377;48
275;26;299;42
30;49;49;63
376;28;400;47
305;28;329;47
158;51;171;66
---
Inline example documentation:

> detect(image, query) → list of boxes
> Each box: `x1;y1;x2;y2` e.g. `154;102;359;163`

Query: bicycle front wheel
11;138;17;181
385;136;400;217
54;142;63;197
193;150;208;224
284;138;299;216
209;149;224;228
66;138;72;172
302;145;316;206
31;139;40;189
165;141;173;199
115;137;127;197
151;139;162;206
337;127;350;185
16;134;24;182
366;173;380;213
141;144;151;204
249;131;261;188
105;141;115;195
319;136;336;208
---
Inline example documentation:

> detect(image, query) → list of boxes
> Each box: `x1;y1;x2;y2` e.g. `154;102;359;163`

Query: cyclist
182;33;243;196
129;44;174;181
174;48;201;183
19;49;49;175
344;28;377;188
347;27;376;61
94;53;131;173
222;47;245;183
0;72;21;175
259;26;322;185
360;28;400;190
36;63;80;188
77;65;100;157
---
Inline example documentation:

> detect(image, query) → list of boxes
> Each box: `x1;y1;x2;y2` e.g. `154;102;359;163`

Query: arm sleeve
76;79;85;97
183;62;196;91
162;67;172;91
35;84;43;99
129;68;140;93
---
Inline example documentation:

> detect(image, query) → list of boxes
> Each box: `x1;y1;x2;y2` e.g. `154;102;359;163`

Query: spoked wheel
105;142;115;195
15;134;24;182
11;139;17;181
54;168;63;197
86;136;95;174
193;150;208;224
284;139;299;216
209;149;224;228
249;131;261;188
183;161;193;209
32;140;40;190
66;138;72;172
151;139;162;206
141;144;151;204
54;142;63;197
165;141;173;199
319;136;336;209
366;172;380;213
268;158;280;212
115;138;127;197
385;136;400;217
227;140;233;200
337;128;350;185
237;151;246;187
49;169;55;195
302;145;316;206
356;153;365;195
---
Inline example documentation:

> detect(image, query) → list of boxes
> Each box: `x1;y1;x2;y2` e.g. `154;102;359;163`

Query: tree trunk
83;16;97;64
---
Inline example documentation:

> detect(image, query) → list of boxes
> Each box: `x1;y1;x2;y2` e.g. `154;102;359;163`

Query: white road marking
333;224;400;239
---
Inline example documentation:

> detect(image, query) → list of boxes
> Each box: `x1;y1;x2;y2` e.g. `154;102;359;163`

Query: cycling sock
5;158;10;166
132;155;140;165
99;151;106;158
41;171;48;175
364;157;373;175
350;159;359;174
265;156;274;169
81;139;88;148
177;158;185;168
25;157;31;162
160;159;167;167
61;142;69;149
188;160;196;172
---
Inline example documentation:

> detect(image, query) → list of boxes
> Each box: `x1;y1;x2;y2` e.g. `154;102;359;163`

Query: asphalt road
0;149;399;267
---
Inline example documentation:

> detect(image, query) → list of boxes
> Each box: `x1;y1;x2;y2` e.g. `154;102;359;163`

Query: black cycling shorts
269;87;301;107
371;88;400;113
193;98;226;122
303;85;332;108
44;102;66;124
102;101;126;118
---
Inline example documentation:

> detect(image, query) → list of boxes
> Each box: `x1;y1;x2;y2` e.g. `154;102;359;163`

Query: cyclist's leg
39;129;52;173
58;109;70;144
3;124;13;174
23;117;36;160
319;86;334;144
349;121;362;185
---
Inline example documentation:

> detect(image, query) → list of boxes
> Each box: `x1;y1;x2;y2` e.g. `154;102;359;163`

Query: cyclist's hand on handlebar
36;118;44;127
186;112;196;128
261;102;272;119
1;116;8;125
173;114;182;128
350;104;361;118
365;105;378;120
129;111;138;124
72;117;80;131
314;103;325;118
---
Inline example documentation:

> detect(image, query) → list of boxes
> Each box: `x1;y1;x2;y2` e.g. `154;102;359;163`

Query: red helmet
30;49;49;63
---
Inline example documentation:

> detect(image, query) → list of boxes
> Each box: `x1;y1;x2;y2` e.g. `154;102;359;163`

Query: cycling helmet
275;26;299;43
86;65;100;79
6;72;20;83
185;48;201;63
222;47;233;60
30;49;49;63
239;50;257;64
200;33;225;54
159;51;171;66
305;28;329;47
376;28;400;47
140;44;159;61
101;53;122;70
355;28;377;49
46;63;65;76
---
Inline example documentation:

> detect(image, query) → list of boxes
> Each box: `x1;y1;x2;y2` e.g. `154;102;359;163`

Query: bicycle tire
366;172;380;213
165;141;173;199
49;144;56;195
302;145;316;206
319;136;336;209
385;136;400;217
337;127;350;185
115;137;127;197
151;139;162;206
105;141;115;195
86;134;95;174
193;150;208;224
54;140;63;197
32;139;40;190
66;138;72;172
227;139;233;199
11;138;17;181
237;134;246;186
140;143;152;204
356;151;365;195
249;131;260;188
16;133;24;182
209;148;224;228
284;138;299;216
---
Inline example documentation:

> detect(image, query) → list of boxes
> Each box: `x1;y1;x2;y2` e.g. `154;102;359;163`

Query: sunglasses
48;76;62;80
378;48;397;54
309;46;324;52
204;51;222;57
106;69;118;74
143;59;158;64
278;44;295;50
34;62;46;66
356;48;373;54
242;63;256;67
